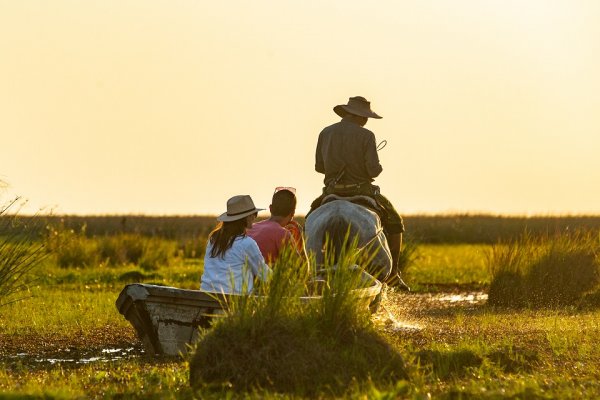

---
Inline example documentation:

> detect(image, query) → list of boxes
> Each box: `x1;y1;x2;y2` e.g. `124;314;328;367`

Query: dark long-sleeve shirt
315;118;383;185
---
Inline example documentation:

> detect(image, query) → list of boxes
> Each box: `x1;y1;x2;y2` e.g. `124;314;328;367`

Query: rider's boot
387;233;411;291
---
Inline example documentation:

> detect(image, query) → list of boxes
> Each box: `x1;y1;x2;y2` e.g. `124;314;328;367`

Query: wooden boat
116;270;382;356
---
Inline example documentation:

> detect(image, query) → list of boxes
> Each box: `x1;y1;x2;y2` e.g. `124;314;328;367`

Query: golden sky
1;1;599;215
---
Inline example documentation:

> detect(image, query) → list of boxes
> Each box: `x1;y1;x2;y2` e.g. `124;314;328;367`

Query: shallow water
373;290;489;333
373;304;423;333
436;292;488;304
6;347;143;365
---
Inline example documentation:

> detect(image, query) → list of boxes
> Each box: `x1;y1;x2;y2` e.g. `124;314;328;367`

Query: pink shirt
247;219;292;263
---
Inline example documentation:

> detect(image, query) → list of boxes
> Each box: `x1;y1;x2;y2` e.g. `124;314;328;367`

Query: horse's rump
305;200;392;281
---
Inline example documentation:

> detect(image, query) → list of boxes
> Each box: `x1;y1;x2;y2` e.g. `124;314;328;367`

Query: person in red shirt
247;187;305;264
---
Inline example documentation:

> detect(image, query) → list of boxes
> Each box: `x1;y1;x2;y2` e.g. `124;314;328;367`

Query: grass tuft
488;230;600;308
189;243;406;396
45;224;177;270
0;198;47;307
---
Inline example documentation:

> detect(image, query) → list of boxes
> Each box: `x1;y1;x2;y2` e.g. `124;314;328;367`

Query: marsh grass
407;244;490;291
189;242;406;396
488;230;600;308
397;237;418;275
0;198;47;307
46;224;178;270
4;234;600;398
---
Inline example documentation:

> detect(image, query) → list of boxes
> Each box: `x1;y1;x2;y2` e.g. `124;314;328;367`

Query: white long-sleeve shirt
200;235;271;294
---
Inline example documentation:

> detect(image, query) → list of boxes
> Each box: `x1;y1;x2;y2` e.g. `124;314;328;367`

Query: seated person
200;195;272;294
247;187;305;264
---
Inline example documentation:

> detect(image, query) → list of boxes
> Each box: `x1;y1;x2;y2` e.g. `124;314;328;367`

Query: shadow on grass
413;345;539;380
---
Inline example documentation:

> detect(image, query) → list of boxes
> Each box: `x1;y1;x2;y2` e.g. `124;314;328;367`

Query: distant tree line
4;214;600;244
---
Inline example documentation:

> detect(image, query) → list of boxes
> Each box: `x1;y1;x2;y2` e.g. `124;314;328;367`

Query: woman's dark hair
208;216;250;258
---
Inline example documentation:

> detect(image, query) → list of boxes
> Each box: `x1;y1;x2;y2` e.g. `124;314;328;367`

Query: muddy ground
0;291;487;366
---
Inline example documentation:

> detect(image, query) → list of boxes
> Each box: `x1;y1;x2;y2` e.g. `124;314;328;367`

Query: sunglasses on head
274;186;296;195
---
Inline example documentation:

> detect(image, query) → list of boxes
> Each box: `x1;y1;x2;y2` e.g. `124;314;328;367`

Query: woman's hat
334;96;382;119
217;195;264;222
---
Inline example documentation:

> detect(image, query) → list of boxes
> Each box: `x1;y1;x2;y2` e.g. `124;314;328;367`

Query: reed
487;230;600;307
45;225;178;270
0;198;47;307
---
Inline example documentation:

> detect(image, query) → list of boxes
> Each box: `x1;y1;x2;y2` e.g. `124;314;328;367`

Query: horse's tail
322;214;358;265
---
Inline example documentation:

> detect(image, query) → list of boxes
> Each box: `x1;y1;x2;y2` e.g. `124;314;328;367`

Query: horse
304;197;392;282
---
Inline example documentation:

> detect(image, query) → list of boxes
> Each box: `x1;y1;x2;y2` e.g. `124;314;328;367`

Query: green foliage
16;214;600;244
189;244;406;395
406;244;490;291
177;236;207;259
0;198;47;307
98;234;144;265
415;349;483;379
405;214;600;244
45;224;99;268
488;230;600;308
397;238;418;274
45;224;177;270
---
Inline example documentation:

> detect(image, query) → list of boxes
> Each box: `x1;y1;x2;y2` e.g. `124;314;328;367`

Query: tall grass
488;230;600;307
189;243;406;396
0;198;47;306
45;224;178;270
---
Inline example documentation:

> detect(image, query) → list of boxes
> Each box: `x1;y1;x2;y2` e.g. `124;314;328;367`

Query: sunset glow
1;1;599;215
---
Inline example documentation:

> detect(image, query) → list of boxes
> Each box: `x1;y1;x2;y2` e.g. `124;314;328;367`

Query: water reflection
6;347;143;365
436;293;488;304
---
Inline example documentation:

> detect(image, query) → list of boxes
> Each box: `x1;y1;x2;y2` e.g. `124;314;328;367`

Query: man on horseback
308;96;410;290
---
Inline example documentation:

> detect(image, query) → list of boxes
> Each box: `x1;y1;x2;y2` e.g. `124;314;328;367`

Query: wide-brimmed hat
334;96;382;119
217;195;264;222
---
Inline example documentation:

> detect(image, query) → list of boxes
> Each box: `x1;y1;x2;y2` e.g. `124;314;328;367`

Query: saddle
321;194;382;212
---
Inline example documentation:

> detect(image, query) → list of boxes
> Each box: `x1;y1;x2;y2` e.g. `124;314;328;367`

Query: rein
354;226;384;256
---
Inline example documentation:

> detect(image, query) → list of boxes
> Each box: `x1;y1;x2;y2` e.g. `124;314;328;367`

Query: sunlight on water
372;287;423;333
377;303;423;333
436;293;488;303
7;347;143;365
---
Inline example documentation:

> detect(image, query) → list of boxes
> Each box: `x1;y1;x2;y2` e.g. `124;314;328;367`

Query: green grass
0;359;194;399
2;237;600;398
0;199;47;307
488;230;600;307
405;244;490;291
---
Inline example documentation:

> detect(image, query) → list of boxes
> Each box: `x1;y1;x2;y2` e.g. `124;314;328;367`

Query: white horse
305;197;392;281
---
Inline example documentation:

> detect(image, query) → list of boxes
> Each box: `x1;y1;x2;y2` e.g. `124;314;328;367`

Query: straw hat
217;195;264;222
334;96;382;119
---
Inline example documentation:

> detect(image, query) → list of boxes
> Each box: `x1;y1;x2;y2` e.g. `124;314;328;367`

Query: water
436;292;488;304
377;304;423;333
373;290;488;333
6;347;143;365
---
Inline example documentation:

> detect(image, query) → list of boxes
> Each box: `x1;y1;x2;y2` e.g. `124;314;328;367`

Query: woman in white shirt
200;195;272;294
